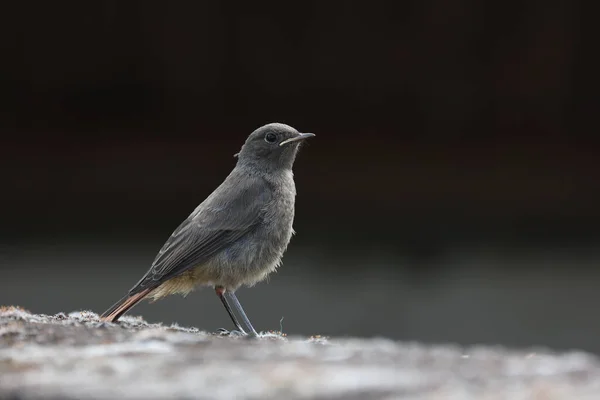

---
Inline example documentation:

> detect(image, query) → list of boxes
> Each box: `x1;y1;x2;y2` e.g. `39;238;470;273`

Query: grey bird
100;123;314;336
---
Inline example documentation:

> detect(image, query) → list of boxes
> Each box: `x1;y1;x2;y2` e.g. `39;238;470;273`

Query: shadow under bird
100;123;314;336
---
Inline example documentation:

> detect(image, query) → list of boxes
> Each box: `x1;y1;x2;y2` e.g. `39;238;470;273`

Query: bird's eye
264;133;278;143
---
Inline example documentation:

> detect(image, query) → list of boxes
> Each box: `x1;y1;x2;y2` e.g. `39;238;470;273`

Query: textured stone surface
1;306;599;400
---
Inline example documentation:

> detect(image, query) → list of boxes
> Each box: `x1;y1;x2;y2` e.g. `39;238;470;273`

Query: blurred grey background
1;1;599;352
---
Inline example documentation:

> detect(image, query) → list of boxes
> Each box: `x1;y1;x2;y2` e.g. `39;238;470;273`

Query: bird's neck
235;158;292;177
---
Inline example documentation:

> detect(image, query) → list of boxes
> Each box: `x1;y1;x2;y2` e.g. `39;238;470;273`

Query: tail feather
100;288;153;322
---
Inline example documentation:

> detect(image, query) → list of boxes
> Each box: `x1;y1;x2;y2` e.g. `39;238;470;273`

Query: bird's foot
217;328;247;337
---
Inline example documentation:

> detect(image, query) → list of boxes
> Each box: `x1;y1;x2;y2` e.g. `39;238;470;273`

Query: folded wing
128;175;271;295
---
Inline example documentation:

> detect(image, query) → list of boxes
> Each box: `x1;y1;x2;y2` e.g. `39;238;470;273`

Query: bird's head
236;123;315;171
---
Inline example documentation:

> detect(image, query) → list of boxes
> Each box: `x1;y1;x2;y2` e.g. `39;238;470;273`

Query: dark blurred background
2;1;599;352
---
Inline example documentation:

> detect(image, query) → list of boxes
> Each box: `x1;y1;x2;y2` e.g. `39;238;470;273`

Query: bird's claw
217;328;247;337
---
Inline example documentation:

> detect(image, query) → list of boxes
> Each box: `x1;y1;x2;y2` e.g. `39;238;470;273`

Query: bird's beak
279;132;316;146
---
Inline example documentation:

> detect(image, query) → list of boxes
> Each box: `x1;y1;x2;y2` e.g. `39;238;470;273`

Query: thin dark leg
225;291;258;337
215;286;245;334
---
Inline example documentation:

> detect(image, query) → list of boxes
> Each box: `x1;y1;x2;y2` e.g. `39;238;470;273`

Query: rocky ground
1;306;599;400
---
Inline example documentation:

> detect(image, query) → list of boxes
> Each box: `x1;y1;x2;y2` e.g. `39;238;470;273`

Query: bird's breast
230;176;295;286
193;172;297;289
264;171;296;242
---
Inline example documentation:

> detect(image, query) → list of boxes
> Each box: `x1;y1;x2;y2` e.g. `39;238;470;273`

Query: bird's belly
208;222;294;287
149;269;211;300
210;185;296;288
151;226;293;300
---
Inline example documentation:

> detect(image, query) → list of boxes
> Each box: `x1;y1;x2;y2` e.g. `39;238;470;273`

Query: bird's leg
225;291;259;337
215;286;246;335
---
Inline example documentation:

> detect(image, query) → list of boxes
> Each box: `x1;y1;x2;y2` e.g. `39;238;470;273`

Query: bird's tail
100;288;153;322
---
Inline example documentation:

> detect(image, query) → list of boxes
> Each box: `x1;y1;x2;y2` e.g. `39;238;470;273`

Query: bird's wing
128;175;271;295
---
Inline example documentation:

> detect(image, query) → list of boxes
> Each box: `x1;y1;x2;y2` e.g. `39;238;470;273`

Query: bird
100;123;314;336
